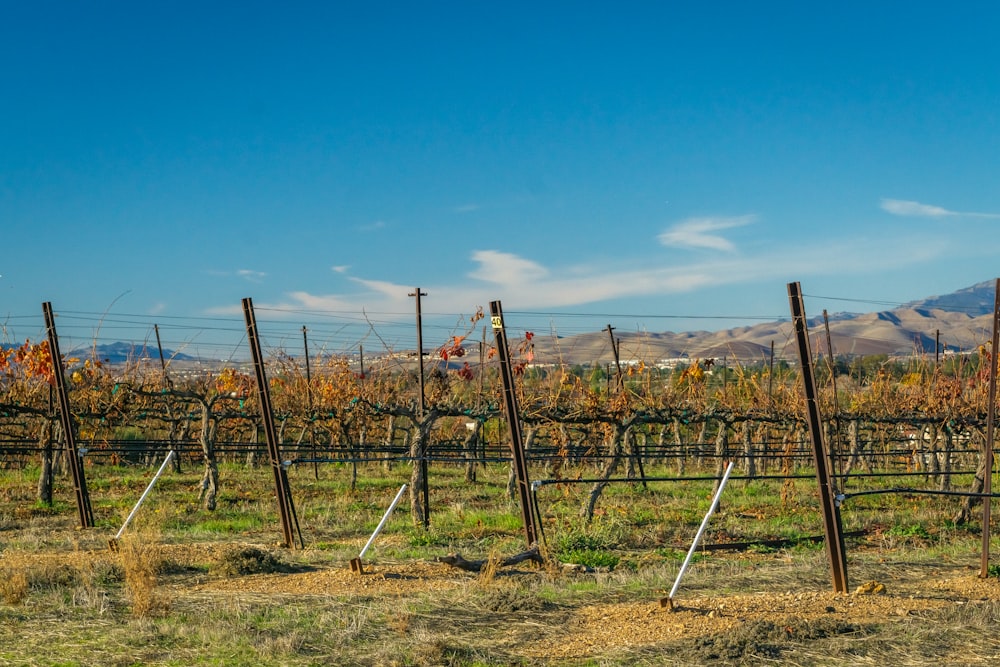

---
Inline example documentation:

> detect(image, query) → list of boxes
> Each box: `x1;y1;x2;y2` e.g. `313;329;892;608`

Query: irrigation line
835;469;978;479
839;487;1000;502
533;473;813;486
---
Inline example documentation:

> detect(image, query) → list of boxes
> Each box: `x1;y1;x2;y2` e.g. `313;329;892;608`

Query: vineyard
3;296;999;528
3;291;1000;664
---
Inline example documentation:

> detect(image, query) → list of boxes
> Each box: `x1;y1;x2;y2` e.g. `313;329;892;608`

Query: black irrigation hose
288;455;512;465
835;469;978;479
839;487;1000;501
532;472;817;487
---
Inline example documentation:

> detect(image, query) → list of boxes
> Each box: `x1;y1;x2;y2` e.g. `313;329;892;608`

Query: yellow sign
491;315;503;330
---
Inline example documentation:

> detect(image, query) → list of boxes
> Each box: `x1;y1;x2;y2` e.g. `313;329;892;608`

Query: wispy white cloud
237;269;266;282
202;269;266;281
332;265;350;274
359;220;387;231
880;199;955;217
226;228;948;319
881;198;1000;219
467;250;548;285
453;203;480;213
658;215;756;252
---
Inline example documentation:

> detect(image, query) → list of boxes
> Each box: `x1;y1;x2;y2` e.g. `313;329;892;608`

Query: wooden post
243;298;302;549
980;279;1000;578
490;301;540;548
43;302;94;529
606;324;624;390
788;282;848;593
409;288;430;529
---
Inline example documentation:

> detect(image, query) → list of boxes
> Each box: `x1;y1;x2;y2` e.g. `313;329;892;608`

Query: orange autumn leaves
0;340;56;385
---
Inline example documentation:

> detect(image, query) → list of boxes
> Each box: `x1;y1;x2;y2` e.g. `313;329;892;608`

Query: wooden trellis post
43;302;94;529
490;300;540;548
243;297;303;549
788;282;848;593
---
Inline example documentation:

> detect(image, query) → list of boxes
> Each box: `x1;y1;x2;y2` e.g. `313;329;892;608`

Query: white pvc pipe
667;460;735;602
359;483;408;560
115;450;176;540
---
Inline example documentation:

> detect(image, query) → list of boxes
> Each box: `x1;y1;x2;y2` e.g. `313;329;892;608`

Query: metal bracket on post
43;302;94;529
490;300;540;549
243;298;303;549
788;282;848;594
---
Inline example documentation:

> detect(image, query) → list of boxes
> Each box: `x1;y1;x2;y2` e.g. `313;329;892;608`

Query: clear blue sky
3;2;999;357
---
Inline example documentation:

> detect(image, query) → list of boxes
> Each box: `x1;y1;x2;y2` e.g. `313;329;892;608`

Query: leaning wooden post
788;282;848;593
409;288;431;529
490;300;540;548
43;302;94;528
980;278;1000;578
243;298;303;549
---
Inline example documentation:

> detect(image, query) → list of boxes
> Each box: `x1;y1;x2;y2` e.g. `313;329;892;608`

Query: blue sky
3;2;1000;357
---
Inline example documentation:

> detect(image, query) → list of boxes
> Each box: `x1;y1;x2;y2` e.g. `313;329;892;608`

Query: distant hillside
904;280;996;316
68;342;195;364
530;281;999;366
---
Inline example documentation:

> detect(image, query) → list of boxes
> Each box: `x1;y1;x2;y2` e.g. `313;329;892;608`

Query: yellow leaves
311;357;359;408
215;367;253;397
679;362;705;384
626;361;646;377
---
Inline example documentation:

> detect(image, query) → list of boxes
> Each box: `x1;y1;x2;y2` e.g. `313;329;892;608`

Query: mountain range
67;341;196;365
8;282;995;369
528;280;999;367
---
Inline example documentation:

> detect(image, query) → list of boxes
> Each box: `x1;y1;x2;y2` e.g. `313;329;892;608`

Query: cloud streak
228;229;947;319
658;215;756;252
881;198;1000;219
237;269;266;282
467;250;548;285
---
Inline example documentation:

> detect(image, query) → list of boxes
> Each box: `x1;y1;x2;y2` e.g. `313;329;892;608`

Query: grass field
2;458;1000;665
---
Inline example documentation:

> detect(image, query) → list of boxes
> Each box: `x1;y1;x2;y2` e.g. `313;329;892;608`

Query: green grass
1;458;999;665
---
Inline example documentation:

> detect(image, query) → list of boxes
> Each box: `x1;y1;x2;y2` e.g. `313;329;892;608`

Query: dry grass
0;566;28;604
0;462;999;665
115;529;170;618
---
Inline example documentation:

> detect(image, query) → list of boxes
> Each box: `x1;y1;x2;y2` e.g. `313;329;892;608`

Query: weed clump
215;545;291;576
0;568;29;604
117;535;169;618
689;618;867;663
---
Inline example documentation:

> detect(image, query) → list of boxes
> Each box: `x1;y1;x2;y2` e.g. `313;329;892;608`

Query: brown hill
528;304;996;367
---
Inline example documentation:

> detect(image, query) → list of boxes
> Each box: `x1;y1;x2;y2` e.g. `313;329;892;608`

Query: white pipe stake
668;461;735;602
115;450;176;541
359;483;408;560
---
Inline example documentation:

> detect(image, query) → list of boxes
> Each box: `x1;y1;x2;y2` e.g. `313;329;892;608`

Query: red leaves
438;335;467;361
